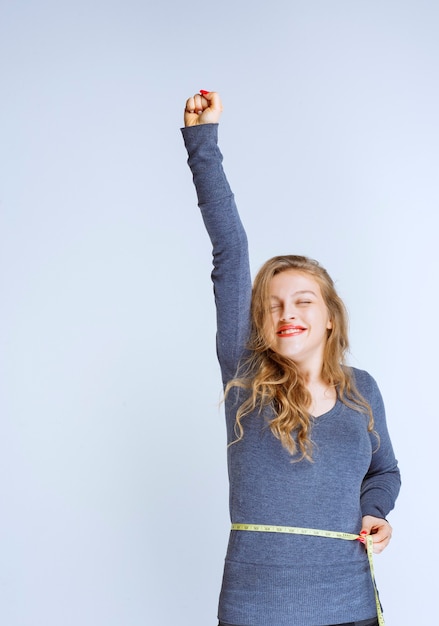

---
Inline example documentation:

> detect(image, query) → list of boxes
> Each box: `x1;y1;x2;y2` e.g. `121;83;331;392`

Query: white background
1;1;437;624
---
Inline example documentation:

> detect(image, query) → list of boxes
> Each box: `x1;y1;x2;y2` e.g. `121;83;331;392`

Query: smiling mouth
276;325;306;337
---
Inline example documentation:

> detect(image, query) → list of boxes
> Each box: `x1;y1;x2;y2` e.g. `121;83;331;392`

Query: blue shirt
182;123;401;626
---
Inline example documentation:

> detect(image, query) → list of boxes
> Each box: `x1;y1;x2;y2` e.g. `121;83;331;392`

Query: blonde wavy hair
225;255;374;461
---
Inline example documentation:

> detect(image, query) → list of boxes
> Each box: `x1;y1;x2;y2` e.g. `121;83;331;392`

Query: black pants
218;618;378;626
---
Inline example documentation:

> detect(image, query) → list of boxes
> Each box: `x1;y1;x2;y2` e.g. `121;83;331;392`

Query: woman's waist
226;520;367;567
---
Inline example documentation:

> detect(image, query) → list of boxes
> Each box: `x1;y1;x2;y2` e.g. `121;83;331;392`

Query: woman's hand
360;515;393;554
184;91;223;127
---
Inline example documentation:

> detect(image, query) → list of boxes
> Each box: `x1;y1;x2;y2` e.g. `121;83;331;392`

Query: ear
326;318;333;330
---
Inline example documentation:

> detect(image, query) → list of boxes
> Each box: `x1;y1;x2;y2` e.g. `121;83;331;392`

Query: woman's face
265;270;332;370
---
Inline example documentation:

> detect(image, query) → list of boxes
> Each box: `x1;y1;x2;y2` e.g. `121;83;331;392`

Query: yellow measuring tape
231;523;384;626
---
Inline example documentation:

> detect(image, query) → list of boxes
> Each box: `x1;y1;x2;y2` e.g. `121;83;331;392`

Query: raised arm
181;92;252;383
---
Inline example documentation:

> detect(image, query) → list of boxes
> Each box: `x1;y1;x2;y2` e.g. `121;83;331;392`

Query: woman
181;91;400;626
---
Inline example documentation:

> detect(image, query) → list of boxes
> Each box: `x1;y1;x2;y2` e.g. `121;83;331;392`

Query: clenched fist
184;91;223;127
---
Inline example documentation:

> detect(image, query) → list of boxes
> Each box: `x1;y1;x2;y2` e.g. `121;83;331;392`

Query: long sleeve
358;372;401;518
181;124;252;383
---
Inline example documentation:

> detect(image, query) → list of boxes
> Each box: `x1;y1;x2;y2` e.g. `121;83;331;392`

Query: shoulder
346;366;381;399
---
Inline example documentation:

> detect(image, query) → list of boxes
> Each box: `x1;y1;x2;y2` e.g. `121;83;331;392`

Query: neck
296;360;326;386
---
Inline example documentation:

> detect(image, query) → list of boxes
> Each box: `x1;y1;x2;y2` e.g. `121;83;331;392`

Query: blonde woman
181;91;400;626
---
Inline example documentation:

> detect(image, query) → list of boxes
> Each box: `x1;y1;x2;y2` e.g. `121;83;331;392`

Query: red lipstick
276;324;306;337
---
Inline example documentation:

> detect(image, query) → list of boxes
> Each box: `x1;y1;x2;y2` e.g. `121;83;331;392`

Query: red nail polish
360;530;368;535
200;90;209;95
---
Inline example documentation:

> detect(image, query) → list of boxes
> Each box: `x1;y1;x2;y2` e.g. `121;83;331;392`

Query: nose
280;308;296;321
